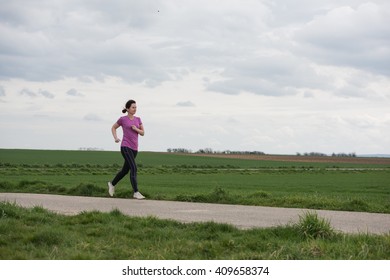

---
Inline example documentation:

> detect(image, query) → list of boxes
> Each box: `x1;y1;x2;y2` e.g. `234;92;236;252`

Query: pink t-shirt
116;116;142;150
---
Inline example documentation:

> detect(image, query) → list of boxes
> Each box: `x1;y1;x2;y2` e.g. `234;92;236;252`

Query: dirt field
187;153;390;165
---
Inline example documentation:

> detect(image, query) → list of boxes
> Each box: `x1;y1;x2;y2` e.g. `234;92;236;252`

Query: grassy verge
1;202;389;260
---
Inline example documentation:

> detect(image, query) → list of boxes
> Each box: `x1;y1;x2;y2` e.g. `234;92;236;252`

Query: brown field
185;153;390;165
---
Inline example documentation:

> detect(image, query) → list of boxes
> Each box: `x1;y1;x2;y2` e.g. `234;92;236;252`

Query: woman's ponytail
122;100;136;113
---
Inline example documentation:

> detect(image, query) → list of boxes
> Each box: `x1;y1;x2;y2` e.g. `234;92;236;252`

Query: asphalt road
1;192;389;234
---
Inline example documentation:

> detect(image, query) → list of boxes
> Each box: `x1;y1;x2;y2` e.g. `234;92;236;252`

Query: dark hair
122;99;136;113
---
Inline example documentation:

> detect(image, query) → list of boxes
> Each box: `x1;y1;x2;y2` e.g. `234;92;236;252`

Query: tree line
167;148;265;155
296;152;356;157
167;148;356;157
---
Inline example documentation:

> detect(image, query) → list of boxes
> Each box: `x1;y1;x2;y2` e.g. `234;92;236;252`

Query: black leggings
111;147;138;192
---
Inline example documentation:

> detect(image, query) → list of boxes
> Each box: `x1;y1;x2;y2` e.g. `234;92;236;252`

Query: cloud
206;53;334;96
176;101;195;107
20;88;37;97
19;88;55;98
38;89;55;99
295;3;390;76
0;85;5;96
0;0;175;84
203;2;389;97
0;0;269;86
66;89;84;97
1;0;388;97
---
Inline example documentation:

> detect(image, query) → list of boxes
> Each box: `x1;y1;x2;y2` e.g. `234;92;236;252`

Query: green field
1;149;389;213
1;149;390;260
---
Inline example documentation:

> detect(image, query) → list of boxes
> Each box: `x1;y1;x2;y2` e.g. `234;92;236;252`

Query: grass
1;149;389;260
1;149;389;213
1;202;389;260
295;212;335;239
1;148;389;168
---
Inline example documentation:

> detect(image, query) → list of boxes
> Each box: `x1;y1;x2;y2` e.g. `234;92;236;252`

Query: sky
0;0;389;155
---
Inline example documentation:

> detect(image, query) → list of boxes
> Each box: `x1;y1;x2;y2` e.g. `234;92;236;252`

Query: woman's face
128;103;137;115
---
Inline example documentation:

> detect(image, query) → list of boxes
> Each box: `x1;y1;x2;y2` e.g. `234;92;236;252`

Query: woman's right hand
115;138;121;143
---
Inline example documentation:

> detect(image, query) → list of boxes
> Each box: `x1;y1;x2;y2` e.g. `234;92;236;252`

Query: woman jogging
108;99;145;199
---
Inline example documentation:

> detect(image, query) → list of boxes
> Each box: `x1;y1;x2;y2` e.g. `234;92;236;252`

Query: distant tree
167;148;192;153
195;148;214;154
303;152;327;157
331;152;356;157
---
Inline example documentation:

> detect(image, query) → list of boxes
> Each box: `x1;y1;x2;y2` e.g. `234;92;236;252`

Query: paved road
1;193;389;234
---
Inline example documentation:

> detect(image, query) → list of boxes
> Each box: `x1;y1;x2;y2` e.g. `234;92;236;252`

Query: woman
108;99;145;199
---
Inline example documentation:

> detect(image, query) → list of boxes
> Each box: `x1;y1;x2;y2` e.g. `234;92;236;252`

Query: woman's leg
121;147;139;192
111;147;130;186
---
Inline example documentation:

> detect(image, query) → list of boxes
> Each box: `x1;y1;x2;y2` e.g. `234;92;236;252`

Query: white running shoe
108;182;115;197
133;191;145;200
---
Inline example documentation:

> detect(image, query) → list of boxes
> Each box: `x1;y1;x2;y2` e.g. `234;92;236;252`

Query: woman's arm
111;123;121;142
132;124;145;136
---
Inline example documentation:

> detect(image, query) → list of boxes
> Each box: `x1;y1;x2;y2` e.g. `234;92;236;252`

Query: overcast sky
0;0;389;155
